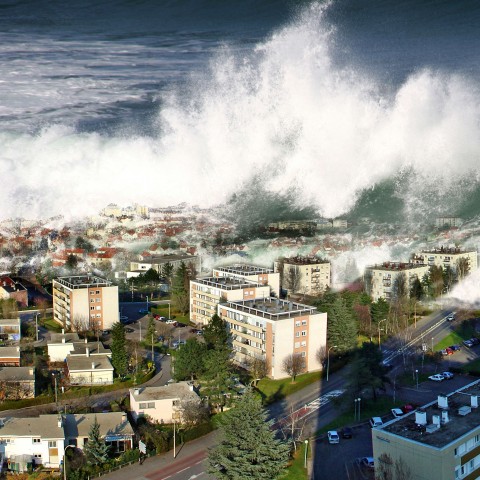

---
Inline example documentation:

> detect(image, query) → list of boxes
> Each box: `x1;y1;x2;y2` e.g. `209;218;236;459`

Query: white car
369;417;384;428
428;374;445;382
391;408;404;418
166;319;177;325
442;371;454;380
446;313;455;322
327;430;339;444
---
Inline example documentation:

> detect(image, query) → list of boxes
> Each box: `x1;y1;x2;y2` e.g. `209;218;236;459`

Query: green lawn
256;371;322;403
282;442;309;480
459;358;480;375
434;331;467;351
40;317;63;333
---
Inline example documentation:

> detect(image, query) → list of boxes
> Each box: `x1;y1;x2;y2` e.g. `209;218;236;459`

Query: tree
282;353;305;382
202;348;234;411
327;297;358;354
443;265;456;293
1;299;18;319
163;262;174;286
173;338;207;381
428;265;444;297
66;254;79;270
285;266;301;294
409;277;423;300
171;262;190;315
75;236;94;253
391;272;408;304
203;314;229;349
179;398;210;428
371;298;389;324
111;322;128;377
83;416;110;466
377;453;412;480
457;257;470;281
145;317;157;347
246;357;270;385
144;268;160;285
208;390;290;479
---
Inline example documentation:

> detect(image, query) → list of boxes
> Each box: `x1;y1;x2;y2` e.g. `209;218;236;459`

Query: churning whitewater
1;1;480;220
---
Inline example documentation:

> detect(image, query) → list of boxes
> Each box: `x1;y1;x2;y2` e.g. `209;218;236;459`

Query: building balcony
233;339;263;354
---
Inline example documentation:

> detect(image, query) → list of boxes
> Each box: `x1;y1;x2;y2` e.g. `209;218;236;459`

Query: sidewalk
99;430;219;480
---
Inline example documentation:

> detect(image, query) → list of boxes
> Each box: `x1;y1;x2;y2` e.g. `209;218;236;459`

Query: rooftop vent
415;410;427;426
134;388;140;396
432;414;440;426
426;423;440;433
438;395;448;409
458;406;472;416
472;396;478;409
91;361;95;370
441;410;450;424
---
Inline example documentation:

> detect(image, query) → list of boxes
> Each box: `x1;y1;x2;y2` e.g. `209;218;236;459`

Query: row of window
295;331;307;338
455;452;480;479
90;306;101;311
90;298;102;303
294;341;307;348
139;402;155;409
455;435;480;456
295;320;308;327
89;290;101;295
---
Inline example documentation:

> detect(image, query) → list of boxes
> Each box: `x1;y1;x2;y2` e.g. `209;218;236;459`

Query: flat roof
381;379;480;448
54;275;111;289
192;276;263;290
420;248;476;255
281;256;329;266
215;264;273;275
49;333;80;344
224;298;318;320
368;262;427;272
130;382;199;402
71;342;110;356
138;254;197;265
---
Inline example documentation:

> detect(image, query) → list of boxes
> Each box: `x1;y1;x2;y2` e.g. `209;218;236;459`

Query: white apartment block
130;253;200;277
190;276;270;326
373;379;480;480
365;262;430;302
274;256;331;296
412;247;478;274
219;298;327;380
213;264;280;297
52;275;119;332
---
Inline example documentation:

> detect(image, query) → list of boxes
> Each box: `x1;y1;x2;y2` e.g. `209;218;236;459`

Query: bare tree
246;357;270;385
72;315;90;335
179;399;210;428
0;378;34;400
282;353;305;383
1;299;18;319
377;453;412;480
457;257;470;280
285;266;301;294
36;298;49;320
278;403;307;451
316;346;327;369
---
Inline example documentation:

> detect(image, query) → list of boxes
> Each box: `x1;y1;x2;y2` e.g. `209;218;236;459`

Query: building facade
373;379;480;480
130;253;200;277
412;247;478;274
189;276;270;326
274;256;331;296
364;262;430;302
213;264;280;297
52;275;119;331
219;298;327;380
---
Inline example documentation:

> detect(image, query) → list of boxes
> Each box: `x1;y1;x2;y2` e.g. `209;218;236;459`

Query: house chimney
134;388;140;396
62;328;64;334
438;395;448;409
86;348;90;357
84;338;87;344
62;337;66;344
415;410;427;425
432;414;440;426
472;396;478;408
441;411;450;424
29;368;34;376
57;416;62;428
91;361;95;370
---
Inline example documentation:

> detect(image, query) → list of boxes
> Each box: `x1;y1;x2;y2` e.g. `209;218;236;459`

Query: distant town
0;204;479;479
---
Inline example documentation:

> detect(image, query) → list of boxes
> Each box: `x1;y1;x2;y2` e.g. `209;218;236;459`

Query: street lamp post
326;345;338;382
173;417;176;459
415;369;419;390
304;439;309;469
357;398;361;421
52;373;58;406
378;319;387;350
139;322;142;341
63;444;75;480
431;337;434;352
35;313;39;341
168;302;171;319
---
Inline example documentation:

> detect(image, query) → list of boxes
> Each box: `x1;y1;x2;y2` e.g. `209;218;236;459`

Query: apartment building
412;247;478;274
373;379;480;480
213;264;280;297
52;275;119;331
273;256;331;296
190;276;270;326
364;262;430;302
130;253;200;277
219;298;327;380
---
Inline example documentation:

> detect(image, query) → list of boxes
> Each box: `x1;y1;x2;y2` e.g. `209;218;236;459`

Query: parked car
446;313;455;322
391;408;404;418
463;339;474;348
356;457;375;469
101;329;110;336
449;344;461;352
341;427;353;439
154;315;166;321
138;309;149;314
442;371;454;379
176;322;186;328
157;335;165;342
120;316;128;322
172;340;187;348
369;417;383;428
166;319;177;325
327;430;340;444
441;347;454;356
472;337;480;346
428;374;445;382
125;327;135;333
402;403;416;414
196;329;203;335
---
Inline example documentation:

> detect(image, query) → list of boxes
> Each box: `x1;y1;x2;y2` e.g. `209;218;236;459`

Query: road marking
188;473;205;479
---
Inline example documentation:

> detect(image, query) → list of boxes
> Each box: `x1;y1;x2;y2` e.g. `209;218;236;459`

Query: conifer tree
171;261;190;314
145;317;157;347
208;390;290;479
83;416;110;466
327;297;358;354
203;314;230;349
111;322;128;377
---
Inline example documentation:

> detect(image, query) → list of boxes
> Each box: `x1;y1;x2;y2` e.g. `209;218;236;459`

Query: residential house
0;276;28;308
129;382;200;424
0;367;35;399
66;351;113;385
0;346;20;367
130;253;200;277
0;318;21;343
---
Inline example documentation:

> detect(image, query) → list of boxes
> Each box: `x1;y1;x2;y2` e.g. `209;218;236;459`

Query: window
90;306;95;311
90;291;95;295
96;290;100;294
301;331;307;337
33;438;41;444
300;351;306;357
301;341;307;347
302;320;307;326
295;321;301;327
96;314;101;318
139;402;155;409
295;342;300;348
96;306;101;310
96;298;101;303
48;441;57;448
90;299;95;303
295;332;300;338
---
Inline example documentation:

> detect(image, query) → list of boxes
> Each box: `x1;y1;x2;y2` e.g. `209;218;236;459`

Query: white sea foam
1;3;480;219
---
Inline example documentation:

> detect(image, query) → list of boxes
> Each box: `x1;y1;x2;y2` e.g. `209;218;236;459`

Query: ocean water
1;0;480;222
